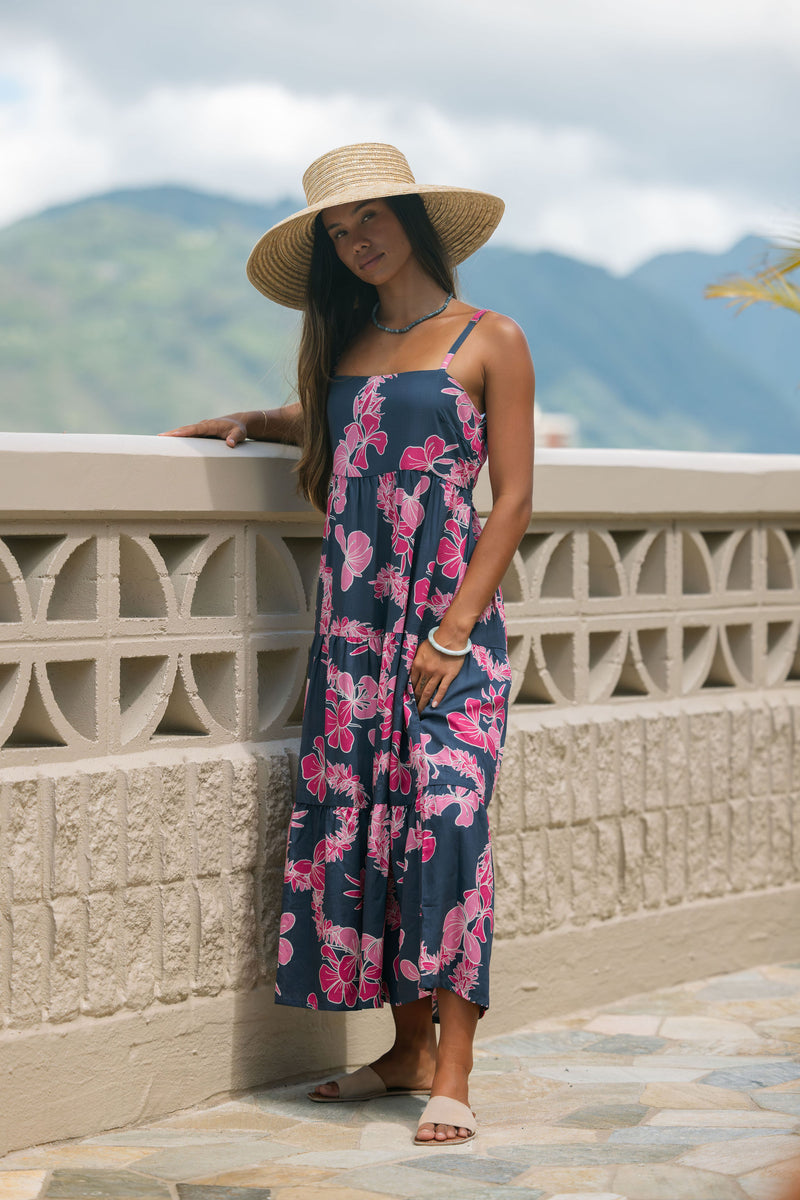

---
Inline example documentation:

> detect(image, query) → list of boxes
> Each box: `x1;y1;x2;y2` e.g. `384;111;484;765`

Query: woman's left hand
410;638;469;712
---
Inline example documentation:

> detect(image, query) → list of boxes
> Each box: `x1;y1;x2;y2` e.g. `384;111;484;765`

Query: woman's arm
162;403;303;448
411;315;535;711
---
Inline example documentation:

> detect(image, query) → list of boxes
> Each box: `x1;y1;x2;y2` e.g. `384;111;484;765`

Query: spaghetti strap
440;309;489;370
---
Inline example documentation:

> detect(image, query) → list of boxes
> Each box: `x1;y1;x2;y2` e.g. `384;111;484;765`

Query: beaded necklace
371;292;453;334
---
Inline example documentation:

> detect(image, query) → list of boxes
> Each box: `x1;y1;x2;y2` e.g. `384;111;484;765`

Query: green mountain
0;185;797;451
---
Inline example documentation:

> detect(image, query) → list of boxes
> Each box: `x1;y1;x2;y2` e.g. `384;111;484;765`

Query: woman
165;143;534;1146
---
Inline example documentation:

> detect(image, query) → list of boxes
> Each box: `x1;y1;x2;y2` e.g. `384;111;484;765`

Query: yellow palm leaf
705;238;800;316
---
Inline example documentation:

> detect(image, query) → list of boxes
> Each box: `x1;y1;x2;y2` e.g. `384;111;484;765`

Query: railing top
0;434;799;520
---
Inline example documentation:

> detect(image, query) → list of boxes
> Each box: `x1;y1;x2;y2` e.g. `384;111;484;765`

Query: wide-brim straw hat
246;142;504;309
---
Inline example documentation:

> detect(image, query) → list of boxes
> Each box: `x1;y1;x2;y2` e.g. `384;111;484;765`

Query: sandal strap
417;1095;476;1134
336;1064;386;1100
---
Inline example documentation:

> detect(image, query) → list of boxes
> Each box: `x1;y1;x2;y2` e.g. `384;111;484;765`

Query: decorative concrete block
51;774;83;897
48;895;84;1023
87;770;119;892
708;710;729;803
122;885;155;1009
84;891;118;1016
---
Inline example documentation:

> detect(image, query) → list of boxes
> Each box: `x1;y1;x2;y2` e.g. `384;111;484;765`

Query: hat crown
302;143;417;208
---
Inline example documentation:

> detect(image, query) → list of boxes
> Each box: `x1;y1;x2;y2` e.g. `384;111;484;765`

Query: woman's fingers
160;418;247;444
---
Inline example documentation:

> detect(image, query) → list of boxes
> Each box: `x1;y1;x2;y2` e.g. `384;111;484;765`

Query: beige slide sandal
414;1095;477;1145
308;1064;432;1103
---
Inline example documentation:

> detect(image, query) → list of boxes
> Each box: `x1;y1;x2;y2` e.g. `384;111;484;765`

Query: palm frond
705;235;800;317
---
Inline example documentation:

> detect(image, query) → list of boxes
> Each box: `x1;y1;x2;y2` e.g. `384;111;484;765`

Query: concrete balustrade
0;433;798;1154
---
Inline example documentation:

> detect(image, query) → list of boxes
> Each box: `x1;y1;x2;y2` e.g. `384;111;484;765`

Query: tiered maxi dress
275;310;511;1014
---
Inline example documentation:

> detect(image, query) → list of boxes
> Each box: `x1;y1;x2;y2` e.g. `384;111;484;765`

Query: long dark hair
296;194;457;512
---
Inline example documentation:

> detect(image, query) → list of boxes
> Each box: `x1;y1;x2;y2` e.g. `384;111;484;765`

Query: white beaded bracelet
427;625;472;657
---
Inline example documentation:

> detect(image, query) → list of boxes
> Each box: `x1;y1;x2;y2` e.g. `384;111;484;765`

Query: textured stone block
123;885;155;1009
687;807;708;899
520;830;547;933
159;765;188;883
125;765;157;886
84;891;118;1016
595;819;620;919
521;727;549;828
620;814;644;912
230;757;259;871
48;895;84;1023
688;712;710;806
493;833;522;937
707;802;729;897
643;713;666;811
52;774;83;897
595;721;620;818
664;713;688;807
10;902;44;1023
728;799;748;892
493;729;524;834
544;725;571;826
226;873;258;990
619;715;644;815
7;779;42;902
193;760;227;876
792;794;800;878
258;866;283;970
259;751;294;864
665;808;687;904
194;877;226;995
747;798;770;890
642;811;665;908
87;770;119;892
729;703;750;800
570;721;595;823
570;825;595;923
769;796;792;886
159;880;191;1002
708;710;729;802
770;702;792;796
749;704;771;798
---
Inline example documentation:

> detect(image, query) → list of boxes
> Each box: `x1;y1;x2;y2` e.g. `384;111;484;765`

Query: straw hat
246;142;504;309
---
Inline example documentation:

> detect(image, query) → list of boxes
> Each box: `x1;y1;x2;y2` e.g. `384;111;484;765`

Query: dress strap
440;309;489;370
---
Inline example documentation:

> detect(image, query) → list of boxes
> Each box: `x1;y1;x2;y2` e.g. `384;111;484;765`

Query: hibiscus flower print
319;943;358;1006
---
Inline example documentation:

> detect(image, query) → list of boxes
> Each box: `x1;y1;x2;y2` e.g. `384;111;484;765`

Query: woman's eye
361;210;375;223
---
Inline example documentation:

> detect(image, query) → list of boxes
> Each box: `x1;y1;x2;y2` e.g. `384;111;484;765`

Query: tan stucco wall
1;438;799;1154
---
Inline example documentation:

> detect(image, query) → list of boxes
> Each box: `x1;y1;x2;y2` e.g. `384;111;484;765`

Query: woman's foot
310;1043;436;1099
414;1061;472;1143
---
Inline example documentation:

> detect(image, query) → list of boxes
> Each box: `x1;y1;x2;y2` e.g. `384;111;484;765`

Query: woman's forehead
322;197;385;229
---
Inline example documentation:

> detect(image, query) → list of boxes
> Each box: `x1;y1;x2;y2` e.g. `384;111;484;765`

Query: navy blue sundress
275;310;510;1013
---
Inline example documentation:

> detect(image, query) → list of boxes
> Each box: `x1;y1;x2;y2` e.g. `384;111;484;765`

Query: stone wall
1;435;799;1153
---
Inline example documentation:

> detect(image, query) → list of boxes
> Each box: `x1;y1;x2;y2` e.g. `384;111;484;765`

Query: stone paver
1;962;798;1200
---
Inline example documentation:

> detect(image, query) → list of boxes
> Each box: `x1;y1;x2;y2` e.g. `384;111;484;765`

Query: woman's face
321;197;413;285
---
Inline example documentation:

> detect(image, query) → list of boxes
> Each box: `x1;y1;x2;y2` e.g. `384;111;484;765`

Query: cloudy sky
1;0;798;271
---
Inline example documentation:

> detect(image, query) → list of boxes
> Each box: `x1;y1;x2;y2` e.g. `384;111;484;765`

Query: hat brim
246;183;504;309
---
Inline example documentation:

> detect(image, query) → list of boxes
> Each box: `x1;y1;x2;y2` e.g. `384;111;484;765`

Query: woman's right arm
161;403;303;448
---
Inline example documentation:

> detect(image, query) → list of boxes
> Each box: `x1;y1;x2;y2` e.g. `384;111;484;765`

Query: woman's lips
358;252;384;272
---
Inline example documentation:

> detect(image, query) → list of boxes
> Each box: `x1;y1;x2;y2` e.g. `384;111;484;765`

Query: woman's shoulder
471;309;531;359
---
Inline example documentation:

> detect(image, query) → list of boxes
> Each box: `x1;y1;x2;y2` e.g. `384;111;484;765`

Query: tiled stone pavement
2;963;800;1200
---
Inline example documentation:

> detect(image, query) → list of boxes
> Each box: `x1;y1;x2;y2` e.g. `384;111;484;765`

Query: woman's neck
373;263;449;331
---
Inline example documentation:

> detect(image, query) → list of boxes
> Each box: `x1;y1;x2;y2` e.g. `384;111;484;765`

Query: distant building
534;402;577;448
